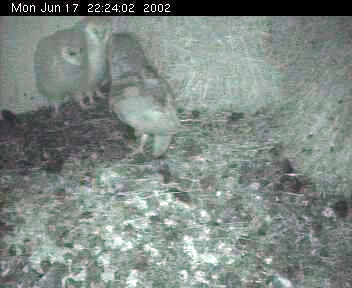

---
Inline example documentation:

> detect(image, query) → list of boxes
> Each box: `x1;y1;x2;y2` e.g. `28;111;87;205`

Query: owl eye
68;50;77;56
62;47;81;65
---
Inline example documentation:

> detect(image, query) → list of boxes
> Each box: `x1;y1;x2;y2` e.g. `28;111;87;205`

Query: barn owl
110;33;175;99
33;17;112;114
75;16;112;102
34;28;84;113
110;78;179;158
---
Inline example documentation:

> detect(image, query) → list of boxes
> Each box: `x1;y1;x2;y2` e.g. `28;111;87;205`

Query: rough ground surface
1;17;352;288
1;103;351;287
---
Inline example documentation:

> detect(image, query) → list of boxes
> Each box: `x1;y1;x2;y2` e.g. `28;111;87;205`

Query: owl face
84;16;112;44
51;29;86;66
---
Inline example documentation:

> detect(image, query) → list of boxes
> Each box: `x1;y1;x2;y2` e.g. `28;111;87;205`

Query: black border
4;0;346;16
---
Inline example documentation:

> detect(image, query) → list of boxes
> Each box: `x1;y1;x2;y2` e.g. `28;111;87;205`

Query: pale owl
110;33;174;98
33;17;112;114
110;78;179;158
75;16;112;101
34;28;85;113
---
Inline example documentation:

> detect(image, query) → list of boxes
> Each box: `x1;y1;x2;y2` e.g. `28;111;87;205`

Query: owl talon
78;95;89;109
95;89;106;99
51;103;60;117
87;92;95;105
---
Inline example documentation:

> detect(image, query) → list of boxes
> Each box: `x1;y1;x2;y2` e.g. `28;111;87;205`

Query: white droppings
134;196;148;210
93;246;101;255
73;244;85;251
178;270;188;281
249;182;261;190
126;269;139;288
101;271;114;282
145;210;158;217
211;273;219;280
194;270;209;284
144;243;160;257
164;218;176;226
199;209;211;222
322;207;334;218
218;242;225;249
122;241;134;251
105;225;114;233
159;193;172;207
107;234;134;251
111;235;123;247
199;253;218;265
91;152;98;160
97;253;111;267
274;275;293;288
183;236;198;260
199;228;210;241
